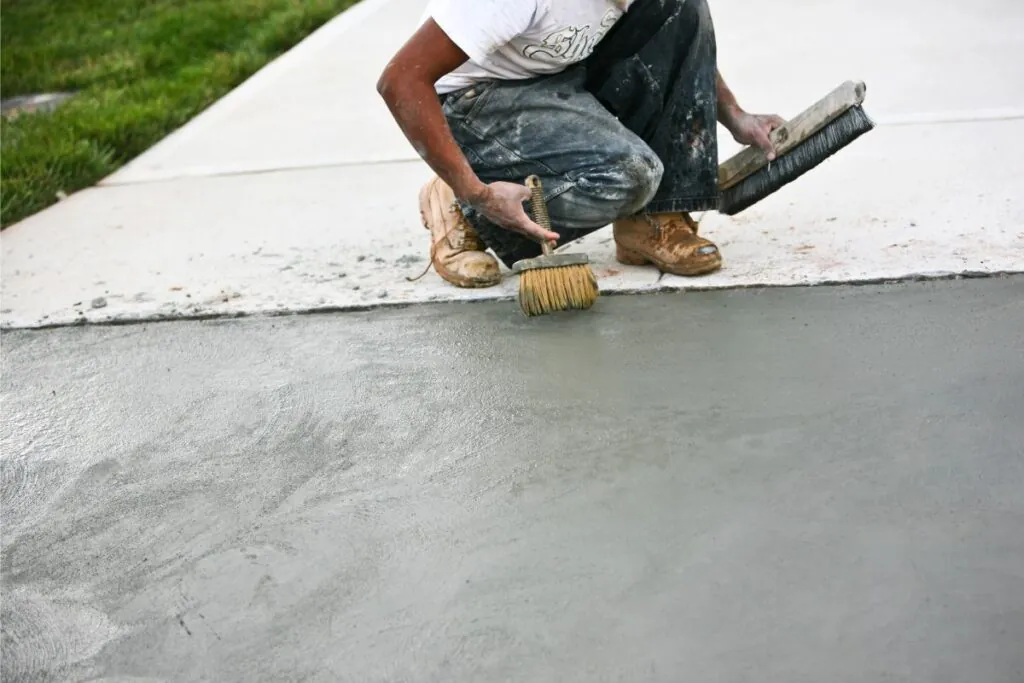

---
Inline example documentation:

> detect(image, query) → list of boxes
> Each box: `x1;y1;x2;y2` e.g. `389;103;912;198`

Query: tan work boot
413;176;501;288
613;212;722;276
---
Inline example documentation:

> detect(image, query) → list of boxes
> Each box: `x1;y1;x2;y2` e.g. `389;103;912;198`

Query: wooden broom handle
525;175;554;255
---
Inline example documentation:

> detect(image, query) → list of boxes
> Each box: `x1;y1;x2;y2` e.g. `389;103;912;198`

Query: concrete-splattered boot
415;176;501;288
613;212;722;276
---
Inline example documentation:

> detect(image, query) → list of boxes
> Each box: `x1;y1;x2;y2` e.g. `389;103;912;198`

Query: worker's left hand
724;111;786;160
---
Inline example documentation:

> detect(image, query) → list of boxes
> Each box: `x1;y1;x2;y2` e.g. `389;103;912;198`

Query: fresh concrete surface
3;277;1024;682
3;0;1024;329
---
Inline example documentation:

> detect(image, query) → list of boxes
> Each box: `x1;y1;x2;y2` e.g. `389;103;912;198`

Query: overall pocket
442;81;497;128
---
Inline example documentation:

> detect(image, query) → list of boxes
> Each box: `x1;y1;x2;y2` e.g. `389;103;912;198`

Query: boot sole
418;178;501;289
615;244;722;277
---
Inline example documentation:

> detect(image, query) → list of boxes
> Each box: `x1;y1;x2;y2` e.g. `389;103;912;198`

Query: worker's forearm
379;78;486;203
715;69;743;123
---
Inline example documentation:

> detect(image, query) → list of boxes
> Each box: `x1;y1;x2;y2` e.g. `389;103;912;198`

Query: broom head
718;80;875;216
512;252;599;317
513;173;600;316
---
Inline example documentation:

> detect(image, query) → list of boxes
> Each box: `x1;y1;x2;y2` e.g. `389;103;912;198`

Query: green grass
0;0;359;227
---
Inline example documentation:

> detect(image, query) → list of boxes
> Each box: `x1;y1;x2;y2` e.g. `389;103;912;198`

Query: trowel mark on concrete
1;355;130;540
1;588;120;681
0;457;70;543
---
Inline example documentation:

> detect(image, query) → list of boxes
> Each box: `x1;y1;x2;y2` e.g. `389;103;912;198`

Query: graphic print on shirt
522;8;620;63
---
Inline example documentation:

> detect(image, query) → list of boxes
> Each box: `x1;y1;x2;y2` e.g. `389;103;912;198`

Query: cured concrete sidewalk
2;0;1024;327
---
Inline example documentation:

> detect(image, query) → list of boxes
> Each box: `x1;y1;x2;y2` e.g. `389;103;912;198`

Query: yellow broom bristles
516;174;600;316
518;263;599;317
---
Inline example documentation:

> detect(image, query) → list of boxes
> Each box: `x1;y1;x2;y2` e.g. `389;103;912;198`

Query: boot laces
458;213;486;252
407;200;487;282
643;212;700;238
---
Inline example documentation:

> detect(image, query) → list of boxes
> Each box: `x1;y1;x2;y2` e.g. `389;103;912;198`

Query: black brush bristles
719;106;875;216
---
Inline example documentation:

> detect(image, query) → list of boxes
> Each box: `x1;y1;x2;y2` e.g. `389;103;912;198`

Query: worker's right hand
471;182;560;244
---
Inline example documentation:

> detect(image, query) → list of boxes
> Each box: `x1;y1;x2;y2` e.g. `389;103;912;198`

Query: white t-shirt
423;0;634;95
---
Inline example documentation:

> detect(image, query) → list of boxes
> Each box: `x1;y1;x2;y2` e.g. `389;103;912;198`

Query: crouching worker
377;0;784;288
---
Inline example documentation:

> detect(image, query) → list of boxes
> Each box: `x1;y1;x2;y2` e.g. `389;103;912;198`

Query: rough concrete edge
3;270;1020;333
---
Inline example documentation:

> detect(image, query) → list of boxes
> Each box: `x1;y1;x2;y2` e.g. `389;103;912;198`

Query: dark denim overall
440;0;720;267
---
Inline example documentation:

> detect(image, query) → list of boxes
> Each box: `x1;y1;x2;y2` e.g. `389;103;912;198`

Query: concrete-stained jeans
441;0;720;268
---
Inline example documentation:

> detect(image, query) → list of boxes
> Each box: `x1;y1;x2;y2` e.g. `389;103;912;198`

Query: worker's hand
723;110;786;160
471;182;560;244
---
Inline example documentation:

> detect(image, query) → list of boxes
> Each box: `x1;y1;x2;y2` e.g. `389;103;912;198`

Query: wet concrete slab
3;276;1024;682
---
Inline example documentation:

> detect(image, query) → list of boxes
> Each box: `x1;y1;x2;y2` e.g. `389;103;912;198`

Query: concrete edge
4;270;1020;332
100;158;424;187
